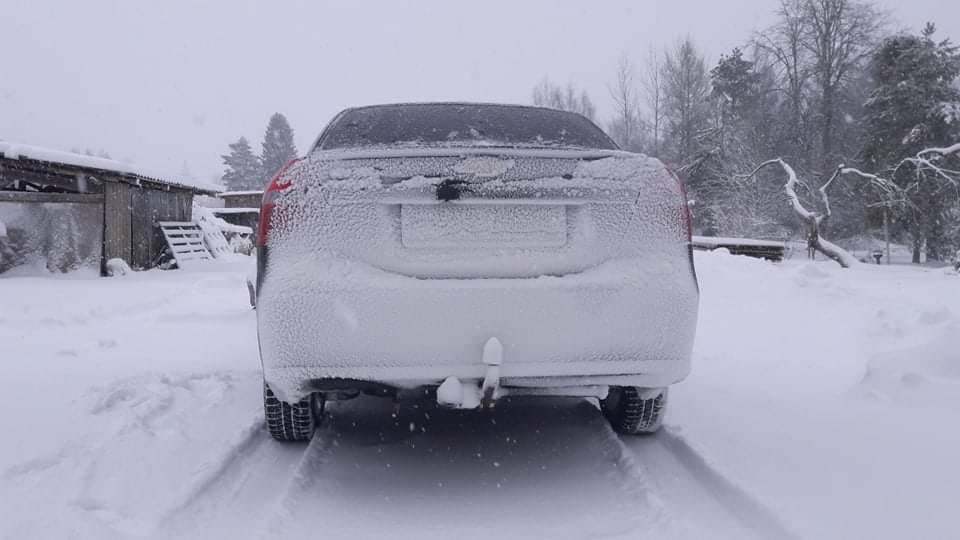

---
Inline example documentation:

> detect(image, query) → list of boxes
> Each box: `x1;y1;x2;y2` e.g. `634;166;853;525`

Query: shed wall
222;193;262;209
103;182;132;265
130;188;193;269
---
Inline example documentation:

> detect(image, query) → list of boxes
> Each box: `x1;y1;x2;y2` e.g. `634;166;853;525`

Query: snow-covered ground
1;252;958;539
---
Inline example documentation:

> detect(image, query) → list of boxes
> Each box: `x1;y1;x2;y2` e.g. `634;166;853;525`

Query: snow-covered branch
743;159;817;220
836;166;903;200
918;143;960;157
742;159;857;268
743;143;959;268
889;144;960;194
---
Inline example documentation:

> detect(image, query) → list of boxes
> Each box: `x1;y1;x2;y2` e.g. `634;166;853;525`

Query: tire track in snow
620;426;800;540
159;396;796;539
256;424;339;538
158;418;310;539
257;398;685;540
162;417;266;514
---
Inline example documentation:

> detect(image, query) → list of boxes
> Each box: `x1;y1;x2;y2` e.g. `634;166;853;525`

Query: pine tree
862;24;960;261
711;49;760;117
260;113;298;182
221;137;262;191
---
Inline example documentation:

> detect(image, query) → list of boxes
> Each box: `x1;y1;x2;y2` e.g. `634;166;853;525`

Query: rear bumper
257;252;698;401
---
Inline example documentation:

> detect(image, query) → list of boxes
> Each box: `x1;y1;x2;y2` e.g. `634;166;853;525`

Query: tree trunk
821;84;835;179
807;216;852;268
883;209;890;265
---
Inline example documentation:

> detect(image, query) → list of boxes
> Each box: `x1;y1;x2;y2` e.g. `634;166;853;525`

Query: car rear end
255;104;698;404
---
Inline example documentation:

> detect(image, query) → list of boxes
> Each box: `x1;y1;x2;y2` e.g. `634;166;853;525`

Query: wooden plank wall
130;188;194;269
103;181;132;265
0;158;106;194
223;193;262;209
0;191;102;204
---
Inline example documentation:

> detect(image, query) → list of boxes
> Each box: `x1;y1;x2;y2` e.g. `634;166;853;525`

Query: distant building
213;190;262;233
0;142;219;275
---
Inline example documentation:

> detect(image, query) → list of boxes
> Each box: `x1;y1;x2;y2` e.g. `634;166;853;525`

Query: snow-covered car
255;103;699;441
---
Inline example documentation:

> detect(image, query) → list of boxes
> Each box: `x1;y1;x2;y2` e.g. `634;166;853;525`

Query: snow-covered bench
691;236;786;262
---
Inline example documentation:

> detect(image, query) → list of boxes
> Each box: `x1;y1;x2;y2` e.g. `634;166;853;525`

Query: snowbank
666;250;960;539
1;249;959;538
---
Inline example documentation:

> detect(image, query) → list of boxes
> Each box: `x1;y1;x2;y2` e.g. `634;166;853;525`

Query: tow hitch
480;337;503;408
436;337;503;410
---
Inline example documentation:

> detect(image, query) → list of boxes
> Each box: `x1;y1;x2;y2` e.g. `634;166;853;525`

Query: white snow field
1;252;958;539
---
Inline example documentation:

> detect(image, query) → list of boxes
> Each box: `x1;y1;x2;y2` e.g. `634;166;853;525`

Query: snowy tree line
533;0;960;263
220;113;298;191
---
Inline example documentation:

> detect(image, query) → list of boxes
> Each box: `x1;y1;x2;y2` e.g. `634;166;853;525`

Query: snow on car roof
0;140;221;194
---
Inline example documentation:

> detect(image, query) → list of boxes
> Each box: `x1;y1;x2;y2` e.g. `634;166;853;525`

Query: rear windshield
314;103;618;151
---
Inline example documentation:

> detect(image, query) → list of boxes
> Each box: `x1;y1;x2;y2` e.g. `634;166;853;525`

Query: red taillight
256;160;298;247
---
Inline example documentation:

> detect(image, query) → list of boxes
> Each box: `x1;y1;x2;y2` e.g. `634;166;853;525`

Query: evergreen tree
711;48;760;117
703;49;788;237
221;137;262;191
260;113;298;182
862;24;960;260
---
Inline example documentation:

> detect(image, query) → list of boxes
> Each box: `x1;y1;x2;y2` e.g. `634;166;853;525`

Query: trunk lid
270;148;683;279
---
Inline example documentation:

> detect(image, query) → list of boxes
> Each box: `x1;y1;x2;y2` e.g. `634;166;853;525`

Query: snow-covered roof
0;141;221;194
210;207;259;214
219;190;264;197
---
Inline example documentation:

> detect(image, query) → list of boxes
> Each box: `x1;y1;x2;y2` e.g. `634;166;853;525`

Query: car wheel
601;386;668;435
264;383;322;442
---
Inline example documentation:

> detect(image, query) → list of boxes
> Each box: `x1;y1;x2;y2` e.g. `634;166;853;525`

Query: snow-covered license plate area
401;203;568;248
1;252;958;539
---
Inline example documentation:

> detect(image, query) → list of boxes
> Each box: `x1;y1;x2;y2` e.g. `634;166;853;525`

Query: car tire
264;383;322;442
601;386;668;435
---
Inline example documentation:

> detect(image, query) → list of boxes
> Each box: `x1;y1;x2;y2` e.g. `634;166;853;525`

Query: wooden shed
213;190;263;232
219;190;263;209
0;142;219;275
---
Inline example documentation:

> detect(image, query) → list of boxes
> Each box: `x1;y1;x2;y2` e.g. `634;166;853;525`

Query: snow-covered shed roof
0;141;220;194
210;207;260;214
219;190;264;197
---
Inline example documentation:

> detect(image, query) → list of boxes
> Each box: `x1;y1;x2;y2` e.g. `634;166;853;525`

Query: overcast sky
2;0;956;183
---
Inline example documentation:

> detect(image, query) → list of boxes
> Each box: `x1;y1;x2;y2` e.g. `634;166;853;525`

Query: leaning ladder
157;221;212;267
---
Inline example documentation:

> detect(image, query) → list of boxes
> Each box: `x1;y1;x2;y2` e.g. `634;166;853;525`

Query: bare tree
801;0;885;179
755;0;815;163
662;37;712;166
743;143;960;268
607;54;644;151
641;47;665;157
531;78;597;121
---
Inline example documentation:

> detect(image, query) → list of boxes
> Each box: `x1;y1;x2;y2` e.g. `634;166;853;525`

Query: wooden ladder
157;221;212;266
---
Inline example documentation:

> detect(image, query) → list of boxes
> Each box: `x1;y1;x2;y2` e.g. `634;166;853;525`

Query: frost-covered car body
256;103;698;405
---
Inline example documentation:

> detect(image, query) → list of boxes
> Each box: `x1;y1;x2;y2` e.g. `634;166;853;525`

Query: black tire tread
264;384;316;442
603;386;668;435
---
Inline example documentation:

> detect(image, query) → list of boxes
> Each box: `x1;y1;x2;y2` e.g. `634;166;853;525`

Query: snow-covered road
158;396;791;540
1;253;958;539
